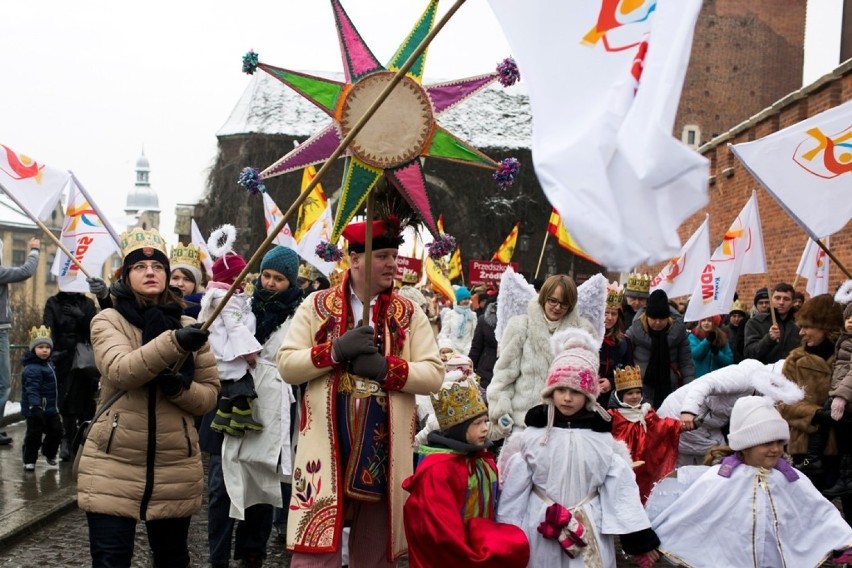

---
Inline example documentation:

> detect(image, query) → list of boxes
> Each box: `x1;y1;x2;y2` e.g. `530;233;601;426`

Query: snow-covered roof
0;193;37;229
217;71;532;150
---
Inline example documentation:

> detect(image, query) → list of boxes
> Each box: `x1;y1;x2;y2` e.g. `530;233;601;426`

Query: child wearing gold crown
607;365;680;504
402;379;530;567
497;328;660;567
21;326;63;470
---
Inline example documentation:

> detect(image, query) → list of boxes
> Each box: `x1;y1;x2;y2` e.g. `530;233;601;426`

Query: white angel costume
199;282;262;381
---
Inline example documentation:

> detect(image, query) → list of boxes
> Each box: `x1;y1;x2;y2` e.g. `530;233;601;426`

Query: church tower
124;149;160;230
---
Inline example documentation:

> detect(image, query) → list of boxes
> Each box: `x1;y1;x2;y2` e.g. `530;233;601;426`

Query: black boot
59;438;71;462
796;426;828;473
0;432;12;446
824;454;852;498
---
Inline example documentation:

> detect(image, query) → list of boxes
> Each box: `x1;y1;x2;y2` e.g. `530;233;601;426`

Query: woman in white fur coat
487;275;595;438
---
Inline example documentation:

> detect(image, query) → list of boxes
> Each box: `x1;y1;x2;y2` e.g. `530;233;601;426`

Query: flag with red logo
650;215;710;298
0;144;70;220
796;236;830;297
684;192;766;322
262;193;297;249
50;179;120;292
190;219;214;274
731;99;852;241
488;0;708;270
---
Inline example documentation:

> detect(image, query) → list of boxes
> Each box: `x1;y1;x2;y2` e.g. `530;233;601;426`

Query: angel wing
575;273;607;341
495;267;536;344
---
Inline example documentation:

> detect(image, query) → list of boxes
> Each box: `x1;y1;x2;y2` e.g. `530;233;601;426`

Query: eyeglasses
546;297;570;310
130;262;166;273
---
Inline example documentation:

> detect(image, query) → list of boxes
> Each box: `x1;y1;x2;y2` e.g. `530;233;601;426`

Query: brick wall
641;61;852;305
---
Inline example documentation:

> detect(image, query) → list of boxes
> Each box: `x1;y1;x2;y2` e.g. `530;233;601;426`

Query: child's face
261;269;290;292
552;387;586;417
439;348;455;362
465;415;489;446
34;344;51;360
845;316;852;334
740;440;785;469
621;388;643;406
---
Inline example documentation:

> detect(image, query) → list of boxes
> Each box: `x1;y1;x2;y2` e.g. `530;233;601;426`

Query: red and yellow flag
492;223;520;263
447;246;462;280
547;210;598;264
294;165;328;242
425;257;455;303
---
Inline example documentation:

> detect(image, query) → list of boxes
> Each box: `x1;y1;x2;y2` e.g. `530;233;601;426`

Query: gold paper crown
625;273;651;296
401;268;418;284
614;365;643;393
298;264;313;280
606;281;624;310
29;325;52;344
119;227;168;259
431;381;487;431
329;269;344;287
169;242;202;270
730;300;748;315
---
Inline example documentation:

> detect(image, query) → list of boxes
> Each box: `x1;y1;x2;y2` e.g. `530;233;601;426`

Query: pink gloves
537;503;587;558
831;397;847;421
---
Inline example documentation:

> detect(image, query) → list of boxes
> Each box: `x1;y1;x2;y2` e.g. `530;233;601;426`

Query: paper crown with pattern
730;299;748;315
170;243;203;282
28;325;52;350
624;273;651;298
298;264;313;280
606;281;624;310
329;269;344;287
119;227;168;260
614;365;643;393
401;268;419;285
431;380;487;431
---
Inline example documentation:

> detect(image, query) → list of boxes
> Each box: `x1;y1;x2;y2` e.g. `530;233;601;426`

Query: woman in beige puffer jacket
76;227;219;567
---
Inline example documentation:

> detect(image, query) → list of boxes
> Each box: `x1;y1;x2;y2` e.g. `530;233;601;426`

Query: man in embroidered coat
277;218;443;567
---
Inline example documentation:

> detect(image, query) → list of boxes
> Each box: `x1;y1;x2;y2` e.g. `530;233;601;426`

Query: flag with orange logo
796;236;830;297
731;99;852;242
488;0;707;270
492;223;520;263
191;219;214;274
448;246;462;280
650;215;710;298
262;193;297;249
425;257;455;303
50;179;120;292
0;144;70;220
294;165;328;242
547;209;598;264
684;192;766;322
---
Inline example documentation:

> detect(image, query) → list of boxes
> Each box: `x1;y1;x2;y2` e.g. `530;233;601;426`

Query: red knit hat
211;253;246;285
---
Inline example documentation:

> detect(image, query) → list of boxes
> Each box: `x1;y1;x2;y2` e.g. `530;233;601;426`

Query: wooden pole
814;238;852;280
361;192;375;325
534;231;549;280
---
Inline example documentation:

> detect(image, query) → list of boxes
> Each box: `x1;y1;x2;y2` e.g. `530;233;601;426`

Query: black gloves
29;406;44;418
706;331;716;343
350;352;388;381
175;324;209;352
157;372;191;397
812;408;833;426
332;326;377;362
62;304;85;319
86;277;110;299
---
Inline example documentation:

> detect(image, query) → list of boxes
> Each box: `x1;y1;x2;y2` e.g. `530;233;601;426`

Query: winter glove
86;277;109;299
537;502;587;558
61;304;85;319
175;323;209;352
332;326;377;362
706;331;716;343
157;372;190;397
812;408;833;426
709;344;719;355
350;352;388;381
29;406;44;418
831;397;848;422
834;548;852;564
633;550;660;568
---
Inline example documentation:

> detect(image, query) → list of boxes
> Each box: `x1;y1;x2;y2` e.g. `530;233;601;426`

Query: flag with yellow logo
547;209;598;264
492;223;520;263
294;165;328;242
425;257;455;303
448;246;462;280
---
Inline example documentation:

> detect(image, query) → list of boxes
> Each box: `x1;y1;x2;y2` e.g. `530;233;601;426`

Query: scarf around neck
644;327;671;408
251;283;302;345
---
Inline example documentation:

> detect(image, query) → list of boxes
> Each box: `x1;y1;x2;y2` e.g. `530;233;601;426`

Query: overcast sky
0;0;844;248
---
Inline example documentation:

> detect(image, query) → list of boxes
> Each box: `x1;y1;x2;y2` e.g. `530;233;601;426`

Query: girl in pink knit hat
497;328;660;567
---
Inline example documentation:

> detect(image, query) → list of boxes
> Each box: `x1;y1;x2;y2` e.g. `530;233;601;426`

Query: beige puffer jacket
77;308;219;520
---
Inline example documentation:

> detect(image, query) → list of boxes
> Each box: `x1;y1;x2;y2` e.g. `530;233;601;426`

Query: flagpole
69;172;121;245
170;0;470;373
361;191;375;325
534;231;549;280
0;180;92;278
813;238;851;280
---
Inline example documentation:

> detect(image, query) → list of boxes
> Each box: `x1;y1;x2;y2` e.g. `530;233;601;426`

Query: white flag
488;0;708;270
730;99;852;241
190;219;214;274
795;236;830;297
0;144;70;220
296;204;336;277
50;179;120;292
262;193;297;249
684;191;767;322
650;215;711;298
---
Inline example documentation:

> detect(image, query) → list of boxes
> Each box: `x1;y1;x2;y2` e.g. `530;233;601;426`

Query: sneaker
231;404;263;432
210;408;233;434
23;463;35;471
0;432;12;446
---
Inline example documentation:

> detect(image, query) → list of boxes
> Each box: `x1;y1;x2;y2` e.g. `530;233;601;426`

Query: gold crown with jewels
119;227;168;259
614;365;643;393
431;380;487;431
329;269;344;287
625;273;651;297
298;264;313;280
28;325;52;344
169;242;202;270
606;281;624;310
401;268;418;284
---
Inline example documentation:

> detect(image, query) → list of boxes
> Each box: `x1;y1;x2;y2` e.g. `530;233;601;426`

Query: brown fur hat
796;294;843;331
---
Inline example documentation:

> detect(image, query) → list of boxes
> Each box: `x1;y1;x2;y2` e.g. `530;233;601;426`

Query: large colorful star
245;0;518;241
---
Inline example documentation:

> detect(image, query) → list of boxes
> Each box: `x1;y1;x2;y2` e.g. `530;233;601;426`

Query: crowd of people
5;219;852;568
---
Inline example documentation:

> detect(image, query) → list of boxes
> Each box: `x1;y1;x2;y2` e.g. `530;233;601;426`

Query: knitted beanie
753;287;769;306
645;289;670;319
211;253;247;285
541;328;601;405
844;302;852;321
455;286;471;303
796;294;843;332
727;396;789;451
260;246;299;286
444;354;475;381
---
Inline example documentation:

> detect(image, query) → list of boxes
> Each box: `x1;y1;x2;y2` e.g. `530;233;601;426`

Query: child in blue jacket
21;326;62;471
